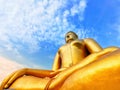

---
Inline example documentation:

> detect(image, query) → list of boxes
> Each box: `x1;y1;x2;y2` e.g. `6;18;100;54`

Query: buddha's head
65;31;78;43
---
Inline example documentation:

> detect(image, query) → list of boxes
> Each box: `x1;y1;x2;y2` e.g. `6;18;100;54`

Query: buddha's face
65;32;78;43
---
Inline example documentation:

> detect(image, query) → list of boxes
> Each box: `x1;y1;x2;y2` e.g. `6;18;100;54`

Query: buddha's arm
52;52;61;71
2;52;62;89
83;38;103;53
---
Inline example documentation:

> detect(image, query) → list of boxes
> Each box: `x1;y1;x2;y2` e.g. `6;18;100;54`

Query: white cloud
0;0;87;68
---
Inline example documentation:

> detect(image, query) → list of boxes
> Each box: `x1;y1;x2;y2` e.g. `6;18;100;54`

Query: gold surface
0;31;120;90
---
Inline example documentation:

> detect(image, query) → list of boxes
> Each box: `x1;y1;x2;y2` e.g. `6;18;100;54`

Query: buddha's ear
83;38;103;53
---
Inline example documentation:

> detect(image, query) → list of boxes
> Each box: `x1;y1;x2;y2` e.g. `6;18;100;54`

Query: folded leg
60;49;120;90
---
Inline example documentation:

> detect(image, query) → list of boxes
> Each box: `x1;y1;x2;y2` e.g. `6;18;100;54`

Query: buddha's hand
2;68;28;89
50;68;67;78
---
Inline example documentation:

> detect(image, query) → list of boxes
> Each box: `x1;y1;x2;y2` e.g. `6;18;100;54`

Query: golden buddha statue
1;31;120;90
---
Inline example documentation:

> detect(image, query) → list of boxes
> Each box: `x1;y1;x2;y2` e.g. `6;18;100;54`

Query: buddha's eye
67;35;69;38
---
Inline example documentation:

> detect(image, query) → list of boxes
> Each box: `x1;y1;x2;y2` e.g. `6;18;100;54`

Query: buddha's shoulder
58;44;68;51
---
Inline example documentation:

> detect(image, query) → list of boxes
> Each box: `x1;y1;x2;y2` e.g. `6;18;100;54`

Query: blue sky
0;0;120;69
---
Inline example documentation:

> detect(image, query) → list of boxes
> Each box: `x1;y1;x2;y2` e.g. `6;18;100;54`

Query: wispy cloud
0;0;87;68
70;0;86;21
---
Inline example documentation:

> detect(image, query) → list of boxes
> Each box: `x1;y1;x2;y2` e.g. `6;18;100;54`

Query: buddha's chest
60;40;87;67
